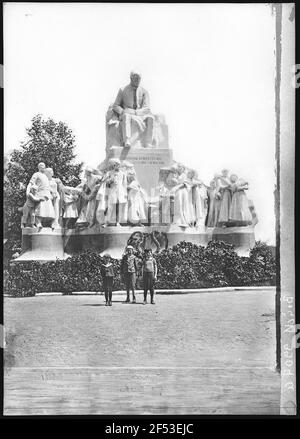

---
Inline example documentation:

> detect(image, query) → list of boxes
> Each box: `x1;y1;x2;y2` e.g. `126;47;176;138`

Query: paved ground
4;290;280;415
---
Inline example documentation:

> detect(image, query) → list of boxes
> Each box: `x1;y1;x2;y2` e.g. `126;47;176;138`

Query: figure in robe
127;170;147;226
20;185;45;228
156;168;173;224
206;180;222;227
95;168;110;226
215;169;232;227
62;190;79;228
26;162;55;230
45;167;60;229
187;169;208;228
228;175;252;226
76;167;101;228
167;164;192;227
104;159;128;226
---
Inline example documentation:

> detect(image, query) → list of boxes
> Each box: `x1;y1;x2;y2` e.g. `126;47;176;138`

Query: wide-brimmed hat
126;245;134;250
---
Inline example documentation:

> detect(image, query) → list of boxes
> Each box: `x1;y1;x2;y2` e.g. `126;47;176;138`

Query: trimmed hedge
4;241;276;297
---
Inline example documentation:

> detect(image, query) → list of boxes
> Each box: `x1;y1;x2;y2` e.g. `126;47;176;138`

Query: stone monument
16;72;257;261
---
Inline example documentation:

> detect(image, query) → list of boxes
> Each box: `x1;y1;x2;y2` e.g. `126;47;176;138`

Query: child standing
100;254;114;306
142;249;158;305
120;245;138;303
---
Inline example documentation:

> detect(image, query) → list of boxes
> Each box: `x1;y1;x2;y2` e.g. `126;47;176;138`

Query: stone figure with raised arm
112;71;155;148
26;162;55;230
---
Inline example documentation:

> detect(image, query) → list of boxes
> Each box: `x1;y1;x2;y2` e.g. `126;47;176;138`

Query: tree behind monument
4;114;83;255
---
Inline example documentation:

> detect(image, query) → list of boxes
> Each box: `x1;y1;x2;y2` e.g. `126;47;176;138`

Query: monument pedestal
18;228;69;261
16;225;256;262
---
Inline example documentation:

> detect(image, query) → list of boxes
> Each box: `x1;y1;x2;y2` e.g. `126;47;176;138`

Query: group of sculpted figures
21;161;255;231
156;165;254;228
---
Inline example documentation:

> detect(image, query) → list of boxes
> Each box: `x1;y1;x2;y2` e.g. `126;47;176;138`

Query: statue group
20;71;256;232
21;160;255;231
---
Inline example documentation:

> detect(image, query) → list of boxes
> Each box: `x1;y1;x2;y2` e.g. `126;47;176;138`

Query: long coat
106;170;128;204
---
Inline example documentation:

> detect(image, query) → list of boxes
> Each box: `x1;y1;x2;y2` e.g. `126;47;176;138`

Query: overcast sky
4;3;279;243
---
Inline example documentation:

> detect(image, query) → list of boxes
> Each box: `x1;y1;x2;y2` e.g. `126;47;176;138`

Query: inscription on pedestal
107;147;173;196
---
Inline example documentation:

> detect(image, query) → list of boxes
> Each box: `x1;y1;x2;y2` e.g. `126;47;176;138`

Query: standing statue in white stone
95;167;110;226
215;169;232;227
167;164;192;227
76;167;101;228
156;168;173;224
26;162;55;230
20;185;45;228
206;179;222;227
45;167;60;229
104;159;128;226
187;169;208;228
112;71;155;148
127;170;147;226
228;175;252;226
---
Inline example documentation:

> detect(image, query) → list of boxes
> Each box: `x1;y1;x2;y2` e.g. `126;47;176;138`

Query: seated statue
106;71;169;150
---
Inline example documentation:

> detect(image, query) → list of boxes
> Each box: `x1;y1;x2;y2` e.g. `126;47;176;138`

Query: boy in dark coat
142;249;157;304
120;245;139;303
101;254;114;306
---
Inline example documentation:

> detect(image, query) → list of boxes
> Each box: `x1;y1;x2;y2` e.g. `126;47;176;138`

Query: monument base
15;225;256;261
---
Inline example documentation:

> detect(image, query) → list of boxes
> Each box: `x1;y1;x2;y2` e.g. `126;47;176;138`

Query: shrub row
4;241;277;297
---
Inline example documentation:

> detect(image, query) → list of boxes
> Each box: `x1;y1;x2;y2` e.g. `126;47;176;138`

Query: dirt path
4;290;280;415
